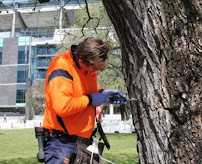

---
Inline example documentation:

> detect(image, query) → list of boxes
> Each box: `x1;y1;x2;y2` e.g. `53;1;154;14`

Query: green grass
103;133;139;164
0;129;138;164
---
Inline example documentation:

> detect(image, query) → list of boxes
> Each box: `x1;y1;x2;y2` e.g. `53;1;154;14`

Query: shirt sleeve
48;76;90;117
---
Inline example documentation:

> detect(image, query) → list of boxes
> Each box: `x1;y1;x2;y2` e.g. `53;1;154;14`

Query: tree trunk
102;0;202;163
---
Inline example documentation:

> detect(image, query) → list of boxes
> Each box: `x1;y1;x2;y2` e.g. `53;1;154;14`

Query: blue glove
88;92;108;106
102;89;124;97
102;89;127;105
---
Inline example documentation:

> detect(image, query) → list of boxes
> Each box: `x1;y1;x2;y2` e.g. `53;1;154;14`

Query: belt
45;129;91;145
46;129;78;143
77;137;92;146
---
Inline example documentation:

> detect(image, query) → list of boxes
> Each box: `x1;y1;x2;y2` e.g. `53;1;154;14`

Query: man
42;37;126;164
3;113;7;122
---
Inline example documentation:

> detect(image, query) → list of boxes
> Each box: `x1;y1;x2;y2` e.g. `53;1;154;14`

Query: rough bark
102;0;202;163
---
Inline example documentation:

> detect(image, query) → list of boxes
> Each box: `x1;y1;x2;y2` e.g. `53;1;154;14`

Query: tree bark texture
102;0;201;163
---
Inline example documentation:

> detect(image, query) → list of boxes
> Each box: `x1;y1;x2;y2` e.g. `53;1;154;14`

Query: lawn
0;129;138;164
102;133;139;164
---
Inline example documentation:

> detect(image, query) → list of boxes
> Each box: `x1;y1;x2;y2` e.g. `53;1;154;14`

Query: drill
108;93;127;102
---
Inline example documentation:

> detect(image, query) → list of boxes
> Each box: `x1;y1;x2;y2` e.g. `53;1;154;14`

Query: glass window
16;90;26;103
37;47;46;55
0;38;3;47
0;52;2;65
25;31;31;36
18;46;29;64
37;57;52;67
17;70;28;83
38;70;47;79
47;46;56;55
37;45;56;55
18;37;30;46
31;32;37;37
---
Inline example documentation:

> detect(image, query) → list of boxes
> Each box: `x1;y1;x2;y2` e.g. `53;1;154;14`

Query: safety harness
56;114;109;164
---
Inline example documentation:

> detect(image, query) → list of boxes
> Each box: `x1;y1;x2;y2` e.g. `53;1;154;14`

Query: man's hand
88;92;108;106
101;90;127;105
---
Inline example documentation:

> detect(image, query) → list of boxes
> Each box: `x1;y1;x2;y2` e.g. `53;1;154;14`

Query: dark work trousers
45;136;77;164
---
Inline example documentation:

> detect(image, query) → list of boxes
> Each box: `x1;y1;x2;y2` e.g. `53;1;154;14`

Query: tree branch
81;0;101;36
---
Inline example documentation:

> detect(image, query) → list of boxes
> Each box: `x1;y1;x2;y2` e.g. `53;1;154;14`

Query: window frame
17;70;28;83
16;89;26;103
18;46;29;64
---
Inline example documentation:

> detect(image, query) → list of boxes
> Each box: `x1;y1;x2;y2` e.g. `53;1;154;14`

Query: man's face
78;59;107;72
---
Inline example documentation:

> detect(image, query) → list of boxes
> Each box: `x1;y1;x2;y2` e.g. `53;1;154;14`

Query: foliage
70;2;112;34
57;2;114;50
67;2;125;87
60;1;119;48
58;2;131;119
0;129;138;164
60;2;125;87
26;81;45;117
98;49;125;92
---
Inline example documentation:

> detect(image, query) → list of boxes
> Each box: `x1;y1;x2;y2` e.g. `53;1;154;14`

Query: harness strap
56;115;69;135
97;121;110;150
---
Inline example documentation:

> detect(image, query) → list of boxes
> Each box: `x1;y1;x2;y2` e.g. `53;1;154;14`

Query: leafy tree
60;2;131;120
26;80;45;119
64;2;126;89
102;0;202;163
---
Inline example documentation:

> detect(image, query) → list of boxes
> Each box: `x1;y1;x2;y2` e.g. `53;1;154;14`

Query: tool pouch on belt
73;143;104;164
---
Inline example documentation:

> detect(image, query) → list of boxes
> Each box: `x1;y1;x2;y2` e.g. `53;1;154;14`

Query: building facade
0;0;98;114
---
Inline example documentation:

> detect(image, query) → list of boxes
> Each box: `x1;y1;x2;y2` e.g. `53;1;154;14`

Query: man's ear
79;59;87;65
78;59;85;68
78;59;84;65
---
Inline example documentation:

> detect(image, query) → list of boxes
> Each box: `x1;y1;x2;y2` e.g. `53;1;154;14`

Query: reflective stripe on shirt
48;69;73;83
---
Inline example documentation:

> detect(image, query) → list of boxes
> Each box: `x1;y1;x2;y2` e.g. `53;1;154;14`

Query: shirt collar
70;45;81;69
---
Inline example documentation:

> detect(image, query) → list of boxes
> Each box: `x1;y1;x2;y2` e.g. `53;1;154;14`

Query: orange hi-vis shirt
43;47;100;138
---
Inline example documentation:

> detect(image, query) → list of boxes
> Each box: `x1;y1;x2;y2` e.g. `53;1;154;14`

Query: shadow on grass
0;157;40;164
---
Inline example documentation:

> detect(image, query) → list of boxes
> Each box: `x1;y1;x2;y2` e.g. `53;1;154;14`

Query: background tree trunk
102;0;202;163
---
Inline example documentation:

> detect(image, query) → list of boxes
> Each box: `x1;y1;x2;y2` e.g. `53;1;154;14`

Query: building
0;0;99;115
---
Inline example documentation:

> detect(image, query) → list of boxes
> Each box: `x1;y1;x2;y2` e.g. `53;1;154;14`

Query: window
16;89;26;103
25;31;31;36
18;37;30;46
18;46;29;64
0;52;2;65
17;70;28;83
37;47;46;55
37;45;57;55
37;57;52;67
38;70;47;79
47;46;56;55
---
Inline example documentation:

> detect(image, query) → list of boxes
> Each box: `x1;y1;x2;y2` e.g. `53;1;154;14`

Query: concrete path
0;115;135;133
